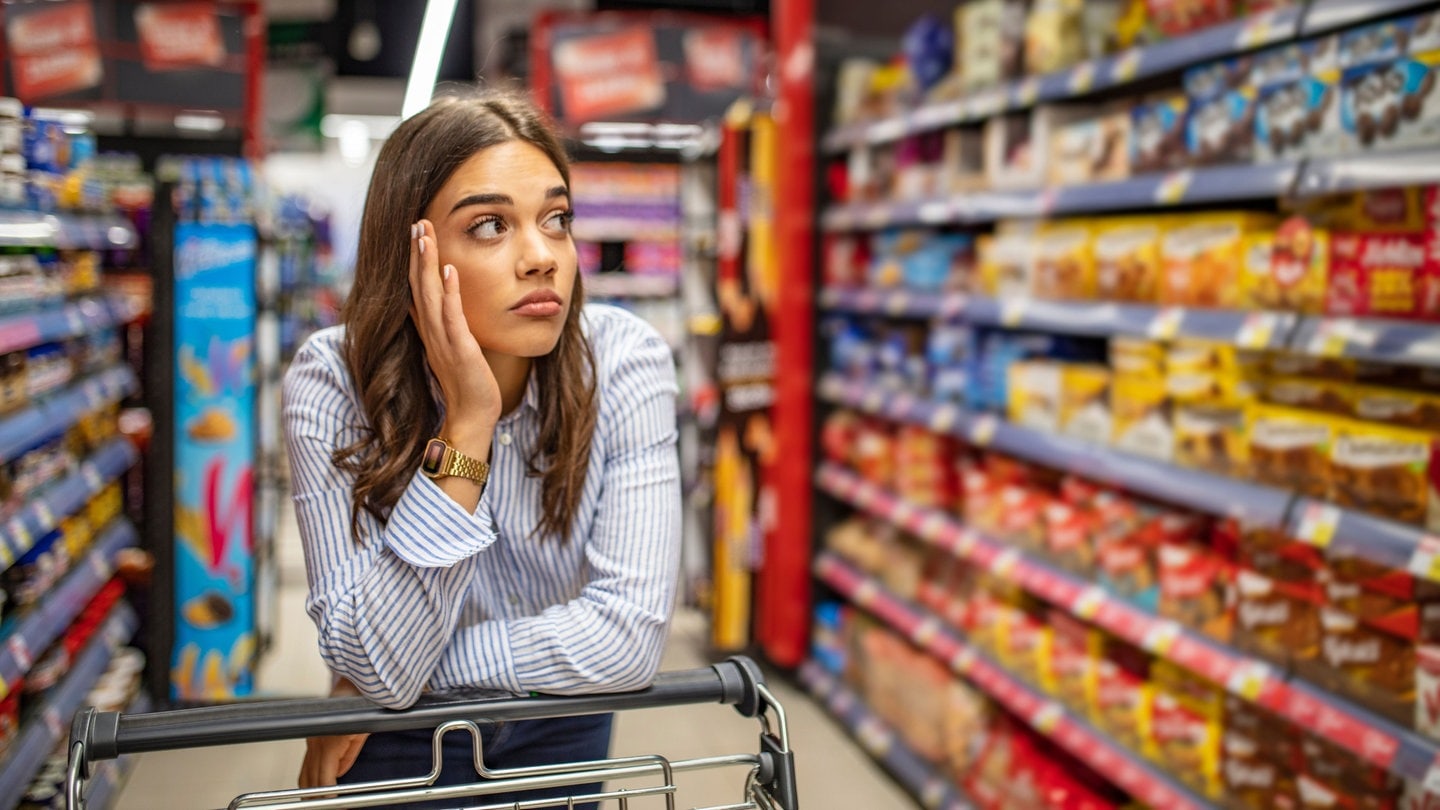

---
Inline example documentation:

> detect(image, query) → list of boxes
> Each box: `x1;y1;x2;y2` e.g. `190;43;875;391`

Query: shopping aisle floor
116;509;916;808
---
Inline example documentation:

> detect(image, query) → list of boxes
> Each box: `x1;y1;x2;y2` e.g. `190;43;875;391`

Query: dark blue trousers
338;712;614;810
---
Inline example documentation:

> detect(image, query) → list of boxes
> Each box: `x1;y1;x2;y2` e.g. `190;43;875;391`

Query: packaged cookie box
1175;402;1248;476
1330;418;1440;531
1253;41;1339;163
1094;216;1166;303
1086;633;1155;759
1257;375;1355;416
1339;11;1440;154
1046;106;1131;187
1111;371;1173;462
1298;733;1405;810
1233;567;1323;670
1353;384;1440;430
1032;220;1097;301
1158;537;1235;643
1247;403;1334;499
976;221;1038;298
1240;216;1331;314
1149;660;1224;800
1146;0;1236;39
1184;60;1259;165
1297;604;1417;728
1327;231;1438;320
1131;93;1191;175
957;0;1027;92
1007;360;1064;433
1059;363;1112;446
1223;695;1301;810
1160;213;1277;308
1044;609;1096;714
1109;335;1165;377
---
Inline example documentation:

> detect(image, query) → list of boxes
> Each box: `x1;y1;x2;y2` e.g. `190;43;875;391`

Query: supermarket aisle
117;508;914;808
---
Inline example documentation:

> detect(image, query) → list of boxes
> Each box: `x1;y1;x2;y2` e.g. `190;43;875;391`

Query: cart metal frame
66;656;797;810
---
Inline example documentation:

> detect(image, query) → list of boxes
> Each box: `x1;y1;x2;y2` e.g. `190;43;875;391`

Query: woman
282;90;681;809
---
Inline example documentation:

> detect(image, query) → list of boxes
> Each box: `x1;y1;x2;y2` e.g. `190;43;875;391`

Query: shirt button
508;594;520;606
499;432;512;446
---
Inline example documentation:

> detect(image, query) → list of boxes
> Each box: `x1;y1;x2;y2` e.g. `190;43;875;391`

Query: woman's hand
298;678;370;790
409;219;502;442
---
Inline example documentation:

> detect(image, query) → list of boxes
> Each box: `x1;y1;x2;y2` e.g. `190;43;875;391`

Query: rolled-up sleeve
428;325;682;695
282;333;499;708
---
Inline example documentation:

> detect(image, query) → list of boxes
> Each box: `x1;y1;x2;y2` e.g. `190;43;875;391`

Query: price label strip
1409;535;1440;583
1142;619;1182;656
1016;77;1041;107
930;403;961;434
1308;318;1353;358
1237;312;1279;348
969;414;999;447
1225;660;1275;701
1111;49;1143;83
1154;170;1194;205
1068;62;1097;94
1295;503;1341;549
1148;307;1185;340
1073;585;1107;620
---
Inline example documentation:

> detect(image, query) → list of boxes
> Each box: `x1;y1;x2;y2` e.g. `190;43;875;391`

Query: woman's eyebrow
546;185;569;200
448;186;569;215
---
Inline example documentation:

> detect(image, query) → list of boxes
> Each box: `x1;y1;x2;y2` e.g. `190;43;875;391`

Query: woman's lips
510;290;564;317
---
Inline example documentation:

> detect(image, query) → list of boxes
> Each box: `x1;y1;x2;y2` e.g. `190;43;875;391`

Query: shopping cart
65;656;797;810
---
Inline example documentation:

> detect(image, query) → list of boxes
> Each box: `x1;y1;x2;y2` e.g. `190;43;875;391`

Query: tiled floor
115;510;916;809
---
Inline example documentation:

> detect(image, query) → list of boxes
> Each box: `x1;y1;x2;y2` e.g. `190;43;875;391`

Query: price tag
1030;702;1064;734
1295;503;1341;549
911;616;942;647
7;636;31;671
862;389;885;414
930;403;960;434
919;201;951;224
884;291;910;316
43;707;63;741
853;579;879;608
32;501;54;534
1068;62;1097;94
1111;49;1143;83
67;309;86;335
1000;297;1028;327
6;518;31;556
954;531;978;557
951;646;977;675
1408;536;1440;582
1016;77;1041;107
819;288;841;309
1148;307;1185;340
1237;312;1279;348
856;717;893;756
1225;661;1274;701
863;205;890;230
1309;319;1353;357
1073;585;1107;620
833;689;855;715
1142;619;1182;656
917;512;946;541
83;463;103;491
1155;170;1194;205
969;414;999;447
992;548;1021;577
870;119;907;143
890;499;915;526
819;376;842;400
891;392;916;420
91;551;112;581
940;294;968;320
920;778;948;809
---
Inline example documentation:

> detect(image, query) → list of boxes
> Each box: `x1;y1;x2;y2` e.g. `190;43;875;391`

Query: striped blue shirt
282;304;681;709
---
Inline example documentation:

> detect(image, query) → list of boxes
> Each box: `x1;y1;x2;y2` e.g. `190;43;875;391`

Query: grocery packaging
1094;217;1165;303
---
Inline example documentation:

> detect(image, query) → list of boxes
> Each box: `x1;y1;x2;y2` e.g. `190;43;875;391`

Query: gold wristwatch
420;437;490;485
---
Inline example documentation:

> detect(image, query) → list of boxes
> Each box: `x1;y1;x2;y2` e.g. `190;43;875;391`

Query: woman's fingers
410;220;446;344
438;263;474;349
338;733;370;776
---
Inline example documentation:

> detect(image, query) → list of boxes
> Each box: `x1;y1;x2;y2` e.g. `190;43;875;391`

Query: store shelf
1300;0;1438;36
0;518;137;697
0;296;138;357
0;600;137;810
817;464;1440;785
0;437;139;568
819;373;1440;579
822;7;1302;155
822;161;1300;231
583;273;681;299
0;366;138;463
797;661;977;810
1299;148;1440;197
81;691;151;810
0;210;139;250
820;287;1299;351
816;553;1217;810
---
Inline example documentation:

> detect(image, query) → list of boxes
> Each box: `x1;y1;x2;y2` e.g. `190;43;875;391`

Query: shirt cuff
383;472;499;568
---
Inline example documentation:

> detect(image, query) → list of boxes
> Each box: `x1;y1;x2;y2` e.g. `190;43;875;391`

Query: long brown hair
335;91;597;542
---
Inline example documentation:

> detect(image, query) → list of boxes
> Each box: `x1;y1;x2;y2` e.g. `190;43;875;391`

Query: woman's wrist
440;419;496;461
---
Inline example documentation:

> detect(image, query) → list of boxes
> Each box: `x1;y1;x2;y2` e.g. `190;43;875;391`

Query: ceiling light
401;0;458;119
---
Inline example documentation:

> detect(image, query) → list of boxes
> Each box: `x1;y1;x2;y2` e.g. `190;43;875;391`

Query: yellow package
1033;220;1096;300
1331;419;1440;531
1167;339;1241;372
1094;217;1166;303
1110;336;1166;377
1241;216;1330;314
977;222;1038;299
1161;213;1278;308
1007;360;1064;432
1087;633;1155;759
1352;384;1440;430
1266;351;1356;381
1259;375;1354;416
1175;403;1249;476
1247;404;1334;499
1060;364;1112;446
1111;372;1173;462
1046;613;1097;714
1149;661;1224;799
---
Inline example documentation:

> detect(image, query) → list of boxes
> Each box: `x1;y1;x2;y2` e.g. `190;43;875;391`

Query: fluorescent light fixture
174;111;226;132
337;119;371;166
401;0;459;119
320;113;400;140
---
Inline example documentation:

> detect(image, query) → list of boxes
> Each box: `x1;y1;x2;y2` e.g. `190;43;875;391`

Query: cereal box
1033;221;1096;301
1131;94;1190;174
1161;213;1277;308
1242;216;1330;313
1247;404;1334;499
1094;217;1165;303
1330;419;1440;530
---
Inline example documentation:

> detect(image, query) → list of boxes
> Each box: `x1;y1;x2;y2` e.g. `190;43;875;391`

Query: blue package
903;14;954;93
1186;87;1257;164
1339;17;1411;70
870;230;972;291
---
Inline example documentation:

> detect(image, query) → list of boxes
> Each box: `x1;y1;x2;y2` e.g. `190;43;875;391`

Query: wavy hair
335;91;596;542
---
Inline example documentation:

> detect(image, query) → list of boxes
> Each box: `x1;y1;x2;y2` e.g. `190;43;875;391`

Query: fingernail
410;223;417;239
443;264;452;280
418;238;426;255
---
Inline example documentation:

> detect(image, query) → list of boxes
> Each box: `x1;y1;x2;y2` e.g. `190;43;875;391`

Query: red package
1327;232;1434;320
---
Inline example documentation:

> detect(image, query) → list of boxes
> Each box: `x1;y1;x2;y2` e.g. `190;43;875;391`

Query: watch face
421;438;447;476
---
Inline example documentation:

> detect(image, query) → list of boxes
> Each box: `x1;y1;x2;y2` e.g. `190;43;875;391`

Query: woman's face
423;139;577;359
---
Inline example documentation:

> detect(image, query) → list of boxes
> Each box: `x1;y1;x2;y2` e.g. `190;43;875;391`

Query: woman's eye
469;216;505;239
545;210;575;233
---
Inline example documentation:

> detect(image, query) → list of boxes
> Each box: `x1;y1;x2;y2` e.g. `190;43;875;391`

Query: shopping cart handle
70;656;769;774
